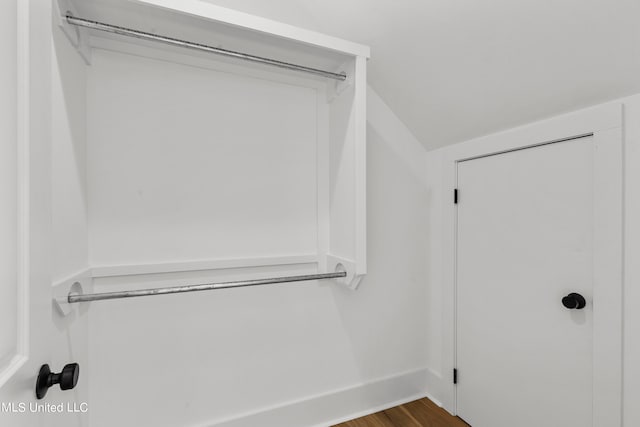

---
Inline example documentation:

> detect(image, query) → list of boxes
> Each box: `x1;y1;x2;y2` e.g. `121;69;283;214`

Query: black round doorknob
35;363;79;399
562;293;586;310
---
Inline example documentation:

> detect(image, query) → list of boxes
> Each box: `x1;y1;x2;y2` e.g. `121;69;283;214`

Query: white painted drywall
424;93;640;426
86;85;430;427
85;49;318;267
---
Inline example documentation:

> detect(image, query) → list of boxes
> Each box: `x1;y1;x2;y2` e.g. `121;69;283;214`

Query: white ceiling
203;0;640;149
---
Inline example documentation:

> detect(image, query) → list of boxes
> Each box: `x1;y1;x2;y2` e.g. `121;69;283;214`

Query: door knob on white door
561;293;586;310
35;363;79;399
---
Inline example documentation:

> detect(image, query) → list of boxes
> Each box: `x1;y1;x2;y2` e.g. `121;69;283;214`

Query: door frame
0;0;31;387
440;102;624;426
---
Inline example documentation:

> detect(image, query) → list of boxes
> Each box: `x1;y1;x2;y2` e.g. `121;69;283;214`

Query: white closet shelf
56;0;369;73
133;0;370;58
64;14;349;81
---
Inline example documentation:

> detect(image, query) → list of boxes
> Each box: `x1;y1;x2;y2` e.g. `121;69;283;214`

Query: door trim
440;102;624;427
0;0;30;388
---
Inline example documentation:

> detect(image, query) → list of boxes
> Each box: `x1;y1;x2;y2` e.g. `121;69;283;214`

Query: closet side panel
86;50;318;267
329;83;356;259
50;18;91;427
52;18;89;282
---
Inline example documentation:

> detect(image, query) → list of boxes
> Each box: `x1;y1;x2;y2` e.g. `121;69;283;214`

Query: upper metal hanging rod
65;15;348;81
67;271;347;303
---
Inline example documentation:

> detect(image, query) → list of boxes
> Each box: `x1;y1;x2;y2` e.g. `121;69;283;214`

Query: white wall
423;93;640;427
85;49;318;267
86;86;431;427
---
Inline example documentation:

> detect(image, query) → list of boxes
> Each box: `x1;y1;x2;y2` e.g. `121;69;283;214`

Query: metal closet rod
65;15;348;81
67;271;347;303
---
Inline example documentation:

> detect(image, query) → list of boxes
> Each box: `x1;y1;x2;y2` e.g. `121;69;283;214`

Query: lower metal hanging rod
68;271;347;303
65;15;348;81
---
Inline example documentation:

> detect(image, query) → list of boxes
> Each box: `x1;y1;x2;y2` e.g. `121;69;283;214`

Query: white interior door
0;2;61;425
455;136;595;427
0;0;43;422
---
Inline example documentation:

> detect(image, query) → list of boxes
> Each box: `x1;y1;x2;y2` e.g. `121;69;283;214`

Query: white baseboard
198;368;431;427
423;367;444;408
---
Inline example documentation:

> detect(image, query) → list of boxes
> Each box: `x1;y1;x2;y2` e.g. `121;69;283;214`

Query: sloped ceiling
204;0;640;149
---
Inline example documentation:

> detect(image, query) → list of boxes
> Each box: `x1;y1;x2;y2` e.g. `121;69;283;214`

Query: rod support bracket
327;60;355;102
335;69;354;95
55;0;92;64
326;255;363;289
53;272;89;316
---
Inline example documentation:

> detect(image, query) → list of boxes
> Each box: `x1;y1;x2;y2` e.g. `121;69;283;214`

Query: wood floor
333;398;470;427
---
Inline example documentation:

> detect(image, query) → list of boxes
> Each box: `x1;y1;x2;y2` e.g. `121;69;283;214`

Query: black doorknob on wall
36;363;79;399
561;293;586;310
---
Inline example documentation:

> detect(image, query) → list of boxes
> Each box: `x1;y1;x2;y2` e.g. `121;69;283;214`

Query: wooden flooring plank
403;399;469;427
382;405;422;426
334;411;396;427
332;398;470;427
399;401;443;427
